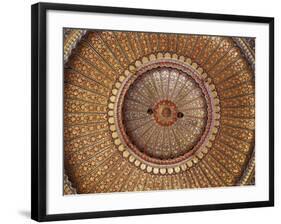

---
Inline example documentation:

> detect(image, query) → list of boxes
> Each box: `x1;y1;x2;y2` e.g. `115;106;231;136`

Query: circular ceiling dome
63;30;255;193
122;66;208;160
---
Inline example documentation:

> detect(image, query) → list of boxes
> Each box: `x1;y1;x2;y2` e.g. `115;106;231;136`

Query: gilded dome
63;29;255;194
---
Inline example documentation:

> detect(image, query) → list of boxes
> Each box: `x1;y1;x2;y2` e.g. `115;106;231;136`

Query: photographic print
63;29;255;195
32;3;274;221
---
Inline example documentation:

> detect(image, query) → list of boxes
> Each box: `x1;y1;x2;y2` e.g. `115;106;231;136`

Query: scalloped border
63;29;87;64
107;53;221;175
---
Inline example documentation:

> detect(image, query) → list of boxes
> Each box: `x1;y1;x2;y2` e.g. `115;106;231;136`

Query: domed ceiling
63;29;255;194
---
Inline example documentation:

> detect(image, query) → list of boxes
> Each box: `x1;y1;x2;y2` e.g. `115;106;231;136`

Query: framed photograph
31;2;274;222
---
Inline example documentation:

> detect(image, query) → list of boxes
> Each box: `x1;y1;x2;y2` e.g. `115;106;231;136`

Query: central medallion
153;100;178;126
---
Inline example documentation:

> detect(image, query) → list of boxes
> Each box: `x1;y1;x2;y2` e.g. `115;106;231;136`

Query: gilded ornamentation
63;29;255;194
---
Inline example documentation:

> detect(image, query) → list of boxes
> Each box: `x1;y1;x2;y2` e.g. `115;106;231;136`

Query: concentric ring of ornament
107;52;221;174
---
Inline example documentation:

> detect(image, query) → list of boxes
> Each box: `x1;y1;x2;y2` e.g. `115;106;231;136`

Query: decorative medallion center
153;100;178;126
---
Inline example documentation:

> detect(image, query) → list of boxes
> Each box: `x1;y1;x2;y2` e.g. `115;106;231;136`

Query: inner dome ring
114;58;216;167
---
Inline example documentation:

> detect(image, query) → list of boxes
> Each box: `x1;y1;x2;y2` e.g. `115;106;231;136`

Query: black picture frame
31;2;274;222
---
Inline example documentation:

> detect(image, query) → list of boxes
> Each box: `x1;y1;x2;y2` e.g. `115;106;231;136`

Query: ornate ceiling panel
63;29;255;194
